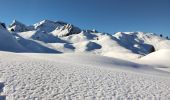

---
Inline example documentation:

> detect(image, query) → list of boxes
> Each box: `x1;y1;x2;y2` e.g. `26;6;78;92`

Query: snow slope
0;22;27;52
114;32;170;52
138;49;170;72
16;29;143;60
0;51;170;99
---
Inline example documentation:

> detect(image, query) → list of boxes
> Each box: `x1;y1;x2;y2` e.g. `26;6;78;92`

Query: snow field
0;52;170;99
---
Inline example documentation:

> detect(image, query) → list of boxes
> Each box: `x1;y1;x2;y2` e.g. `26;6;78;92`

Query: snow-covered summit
8;20;29;32
8;19;81;34
33;20;81;35
33;20;62;32
51;23;81;37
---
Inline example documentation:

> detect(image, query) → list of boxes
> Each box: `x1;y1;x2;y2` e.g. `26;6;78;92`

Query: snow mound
13;34;61;53
74;41;101;52
139;49;170;67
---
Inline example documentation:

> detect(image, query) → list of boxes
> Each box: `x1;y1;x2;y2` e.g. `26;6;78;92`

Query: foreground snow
0;51;170;99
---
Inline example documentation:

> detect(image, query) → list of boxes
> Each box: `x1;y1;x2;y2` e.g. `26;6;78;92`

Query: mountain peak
33;20;63;32
38;20;55;24
10;19;26;26
8;20;28;32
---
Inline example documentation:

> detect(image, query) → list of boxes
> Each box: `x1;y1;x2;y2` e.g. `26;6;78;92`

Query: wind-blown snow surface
0;51;170;99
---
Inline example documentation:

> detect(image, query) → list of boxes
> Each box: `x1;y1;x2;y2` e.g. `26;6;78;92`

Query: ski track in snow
0;52;170;100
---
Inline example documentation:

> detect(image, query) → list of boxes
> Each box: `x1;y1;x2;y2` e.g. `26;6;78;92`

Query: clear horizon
0;0;170;36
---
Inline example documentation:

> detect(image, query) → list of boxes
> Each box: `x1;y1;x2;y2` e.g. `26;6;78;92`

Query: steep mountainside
0;22;27;52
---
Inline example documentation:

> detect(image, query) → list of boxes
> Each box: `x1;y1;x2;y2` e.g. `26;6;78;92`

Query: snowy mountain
33;20;81;36
0;20;170;99
1;19;170;60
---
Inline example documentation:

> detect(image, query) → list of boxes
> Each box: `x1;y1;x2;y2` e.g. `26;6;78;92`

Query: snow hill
138;49;170;72
2;19;168;60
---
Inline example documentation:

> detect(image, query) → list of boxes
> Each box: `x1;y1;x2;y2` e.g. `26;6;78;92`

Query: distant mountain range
0;20;170;60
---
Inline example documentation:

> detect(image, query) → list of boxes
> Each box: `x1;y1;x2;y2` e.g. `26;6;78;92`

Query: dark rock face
0;23;6;29
86;42;102;51
149;45;155;53
59;24;81;37
114;32;157;55
10;28;14;32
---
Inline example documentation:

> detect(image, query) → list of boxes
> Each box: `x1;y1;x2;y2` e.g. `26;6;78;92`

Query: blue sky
0;0;170;36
